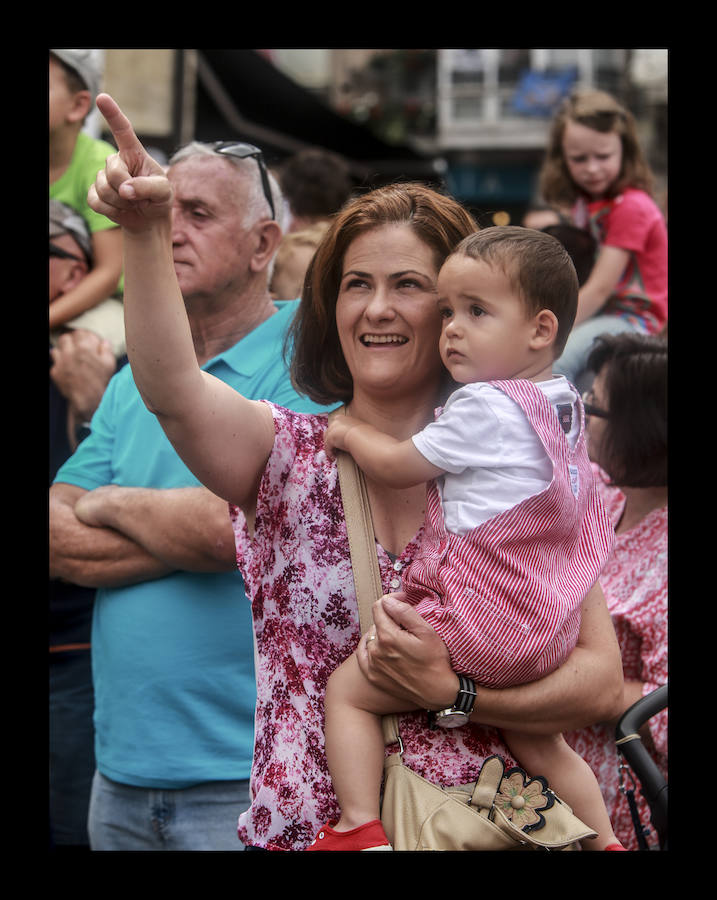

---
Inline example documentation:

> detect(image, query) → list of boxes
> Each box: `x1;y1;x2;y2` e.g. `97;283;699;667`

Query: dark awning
194;49;442;186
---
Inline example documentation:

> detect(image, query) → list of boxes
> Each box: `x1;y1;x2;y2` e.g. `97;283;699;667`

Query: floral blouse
565;465;668;850
230;404;515;851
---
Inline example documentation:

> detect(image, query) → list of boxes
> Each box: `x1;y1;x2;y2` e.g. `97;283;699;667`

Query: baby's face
436;255;537;384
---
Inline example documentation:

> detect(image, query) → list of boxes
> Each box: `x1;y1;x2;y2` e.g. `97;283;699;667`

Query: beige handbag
333;408;597;850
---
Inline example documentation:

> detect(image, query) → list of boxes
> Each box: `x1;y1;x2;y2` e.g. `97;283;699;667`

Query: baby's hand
324;414;363;457
324;418;349;457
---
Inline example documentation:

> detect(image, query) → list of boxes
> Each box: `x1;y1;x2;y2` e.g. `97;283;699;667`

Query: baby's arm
325;415;444;488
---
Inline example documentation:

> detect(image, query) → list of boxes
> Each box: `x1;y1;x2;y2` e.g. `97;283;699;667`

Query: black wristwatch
429;675;477;729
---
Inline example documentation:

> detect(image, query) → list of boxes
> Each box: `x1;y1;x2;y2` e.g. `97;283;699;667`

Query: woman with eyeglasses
565;331;667;850
88;94;626;851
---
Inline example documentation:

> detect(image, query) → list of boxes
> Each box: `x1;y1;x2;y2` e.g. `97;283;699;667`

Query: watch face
436;710;469;728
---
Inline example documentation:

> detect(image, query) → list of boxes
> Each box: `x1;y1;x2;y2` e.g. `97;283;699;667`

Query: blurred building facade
97;48;667;225
291;48;668;225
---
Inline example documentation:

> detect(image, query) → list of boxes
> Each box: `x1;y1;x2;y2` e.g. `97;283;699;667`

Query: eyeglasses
50;241;87;264
582;390;610;419
211;141;275;221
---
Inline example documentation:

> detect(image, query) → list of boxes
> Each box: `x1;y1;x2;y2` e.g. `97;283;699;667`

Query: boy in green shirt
50;50;123;332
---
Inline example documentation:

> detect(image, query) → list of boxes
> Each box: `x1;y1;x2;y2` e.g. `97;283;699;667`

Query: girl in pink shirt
539;89;667;387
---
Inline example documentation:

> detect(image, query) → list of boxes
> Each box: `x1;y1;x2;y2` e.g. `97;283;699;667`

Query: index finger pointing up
96;93;144;157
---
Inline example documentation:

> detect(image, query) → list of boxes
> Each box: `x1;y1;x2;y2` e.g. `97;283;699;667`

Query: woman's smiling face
335;224;444;401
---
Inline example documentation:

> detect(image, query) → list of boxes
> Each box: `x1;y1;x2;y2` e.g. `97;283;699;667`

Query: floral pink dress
564;465;668;850
230;404;516;851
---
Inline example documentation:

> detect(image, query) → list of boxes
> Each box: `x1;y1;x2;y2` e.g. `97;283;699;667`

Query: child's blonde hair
539;89;655;209
270;221;330;300
278;221;331;257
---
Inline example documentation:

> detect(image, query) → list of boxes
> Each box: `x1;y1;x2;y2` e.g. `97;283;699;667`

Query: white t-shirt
412;376;580;535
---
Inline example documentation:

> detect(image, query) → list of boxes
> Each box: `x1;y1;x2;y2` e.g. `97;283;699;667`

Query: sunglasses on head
211;141;275;221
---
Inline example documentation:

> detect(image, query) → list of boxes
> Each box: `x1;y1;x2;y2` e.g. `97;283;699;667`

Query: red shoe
306;819;392;851
604;843;628;851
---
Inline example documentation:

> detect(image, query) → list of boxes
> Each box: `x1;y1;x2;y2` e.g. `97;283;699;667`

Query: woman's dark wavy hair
287;182;479;406
539;89;655;209
587;332;667;488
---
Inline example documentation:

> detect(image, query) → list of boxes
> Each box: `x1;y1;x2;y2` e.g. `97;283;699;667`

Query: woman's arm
574;245;630;326
359;582;624;735
474;583;624;732
87;94;275;511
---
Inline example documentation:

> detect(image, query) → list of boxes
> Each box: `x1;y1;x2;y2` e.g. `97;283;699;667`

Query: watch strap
454;674;477;715
428;674;477;729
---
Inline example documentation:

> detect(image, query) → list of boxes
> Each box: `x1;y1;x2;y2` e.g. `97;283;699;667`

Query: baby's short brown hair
451;226;579;357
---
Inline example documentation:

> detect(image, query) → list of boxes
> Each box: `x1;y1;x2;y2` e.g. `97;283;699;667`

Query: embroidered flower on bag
495;769;552;831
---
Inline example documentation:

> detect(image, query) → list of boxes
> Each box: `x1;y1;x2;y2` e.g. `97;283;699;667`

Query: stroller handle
616;684;668;741
615;683;667;846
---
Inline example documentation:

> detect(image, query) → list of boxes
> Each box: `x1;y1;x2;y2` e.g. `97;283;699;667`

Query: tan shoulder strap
329;406;383;636
329;407;403;749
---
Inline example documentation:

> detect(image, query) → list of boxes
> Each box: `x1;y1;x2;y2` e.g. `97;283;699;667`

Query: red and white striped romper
402;379;614;688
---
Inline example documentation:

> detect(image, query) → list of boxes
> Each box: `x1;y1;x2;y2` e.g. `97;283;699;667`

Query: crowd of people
49;50;667;854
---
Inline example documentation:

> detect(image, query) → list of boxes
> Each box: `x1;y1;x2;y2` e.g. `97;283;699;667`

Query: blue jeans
88;771;251;850
49;649;95;848
553;314;647;389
